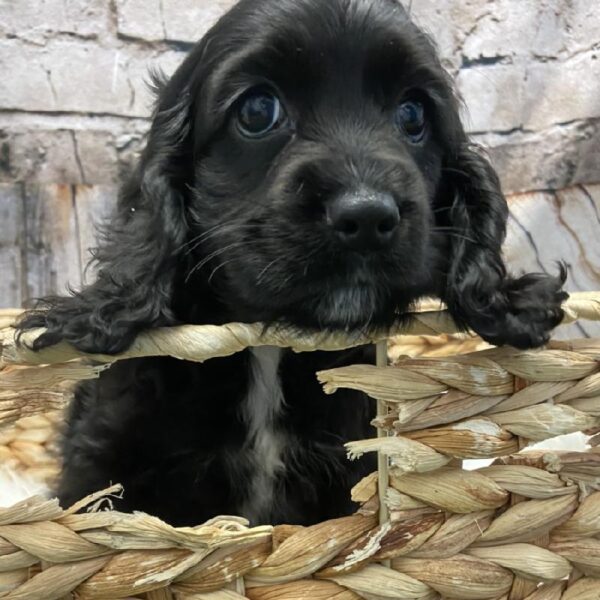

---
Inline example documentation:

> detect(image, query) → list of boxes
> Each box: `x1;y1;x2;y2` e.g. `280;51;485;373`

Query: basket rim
1;291;599;368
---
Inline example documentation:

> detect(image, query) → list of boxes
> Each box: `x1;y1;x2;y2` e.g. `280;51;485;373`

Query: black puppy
19;0;566;526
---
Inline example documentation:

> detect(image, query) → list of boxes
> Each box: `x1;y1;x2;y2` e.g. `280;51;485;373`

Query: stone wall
1;0;599;192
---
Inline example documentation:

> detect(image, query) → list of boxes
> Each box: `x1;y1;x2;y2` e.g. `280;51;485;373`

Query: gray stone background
1;0;599;192
0;0;599;338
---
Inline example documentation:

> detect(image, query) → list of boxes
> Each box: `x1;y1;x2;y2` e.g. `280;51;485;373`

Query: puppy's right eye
237;90;285;138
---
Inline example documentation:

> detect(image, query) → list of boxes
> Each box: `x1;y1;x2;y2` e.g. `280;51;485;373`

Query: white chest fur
239;346;286;524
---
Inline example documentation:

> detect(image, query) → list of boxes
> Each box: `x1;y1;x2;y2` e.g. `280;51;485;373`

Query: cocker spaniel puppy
19;0;566;526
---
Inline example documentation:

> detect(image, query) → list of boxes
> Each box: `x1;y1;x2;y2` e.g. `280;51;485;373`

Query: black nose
327;188;400;251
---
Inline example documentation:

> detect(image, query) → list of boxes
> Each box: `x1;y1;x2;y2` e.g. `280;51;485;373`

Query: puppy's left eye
237;90;286;138
395;100;426;143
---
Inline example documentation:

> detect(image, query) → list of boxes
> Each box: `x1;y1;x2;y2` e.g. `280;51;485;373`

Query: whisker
431;228;477;244
183;223;253;255
185;241;247;283
273;273;294;294
296;243;328;281
207;257;239;284
441;167;471;178
256;256;285;285
179;223;225;251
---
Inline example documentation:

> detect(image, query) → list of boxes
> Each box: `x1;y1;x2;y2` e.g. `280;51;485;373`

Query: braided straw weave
0;292;599;600
0;412;61;484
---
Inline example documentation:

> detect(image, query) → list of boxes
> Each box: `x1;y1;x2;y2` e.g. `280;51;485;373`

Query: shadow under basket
0;292;600;600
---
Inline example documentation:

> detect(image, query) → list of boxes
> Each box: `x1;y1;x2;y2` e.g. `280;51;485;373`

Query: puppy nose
327;189;400;251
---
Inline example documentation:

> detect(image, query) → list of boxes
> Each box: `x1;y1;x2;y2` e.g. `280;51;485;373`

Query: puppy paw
472;266;568;349
17;296;143;354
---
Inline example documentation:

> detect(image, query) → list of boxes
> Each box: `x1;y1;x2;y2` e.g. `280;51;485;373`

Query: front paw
17;298;138;354
475;269;568;349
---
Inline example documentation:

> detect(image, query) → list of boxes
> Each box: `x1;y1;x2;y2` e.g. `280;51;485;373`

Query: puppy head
21;0;565;354
171;0;459;329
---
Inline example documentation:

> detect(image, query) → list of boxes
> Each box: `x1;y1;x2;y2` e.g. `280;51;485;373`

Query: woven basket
0;292;599;600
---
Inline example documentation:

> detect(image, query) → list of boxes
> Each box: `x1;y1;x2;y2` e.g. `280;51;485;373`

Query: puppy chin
309;285;394;331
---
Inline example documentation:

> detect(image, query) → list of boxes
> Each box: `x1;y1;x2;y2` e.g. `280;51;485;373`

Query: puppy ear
18;79;192;354
442;145;567;349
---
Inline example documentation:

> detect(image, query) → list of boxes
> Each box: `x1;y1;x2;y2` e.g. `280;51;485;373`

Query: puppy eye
237;90;285;138
395;100;426;143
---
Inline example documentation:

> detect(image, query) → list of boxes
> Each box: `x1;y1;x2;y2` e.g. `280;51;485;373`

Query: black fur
18;0;566;526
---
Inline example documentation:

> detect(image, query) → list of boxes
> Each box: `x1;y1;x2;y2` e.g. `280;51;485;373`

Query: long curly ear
17;78;193;354
442;145;567;349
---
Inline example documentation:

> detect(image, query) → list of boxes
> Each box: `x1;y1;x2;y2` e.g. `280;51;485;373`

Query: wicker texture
0;294;599;599
1;455;599;599
322;339;600;446
3;293;598;367
0;413;61;484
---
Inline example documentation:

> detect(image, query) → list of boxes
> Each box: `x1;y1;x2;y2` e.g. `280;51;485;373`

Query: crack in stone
461;54;512;68
158;0;168;40
471;125;533;136
108;0;119;33
553;190;600;278
0;136;12;177
70;131;87;185
55;31;97;42
70;184;84;279
472;115;600;139
579;185;600;227
7;30;97;46
531;54;560;63
460;7;495;47
507;212;548;275
0;108;150;123
114;30;180;52
125;75;136;111
45;69;58;105
557;43;600;63
19;183;29;302
5;32;47;47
